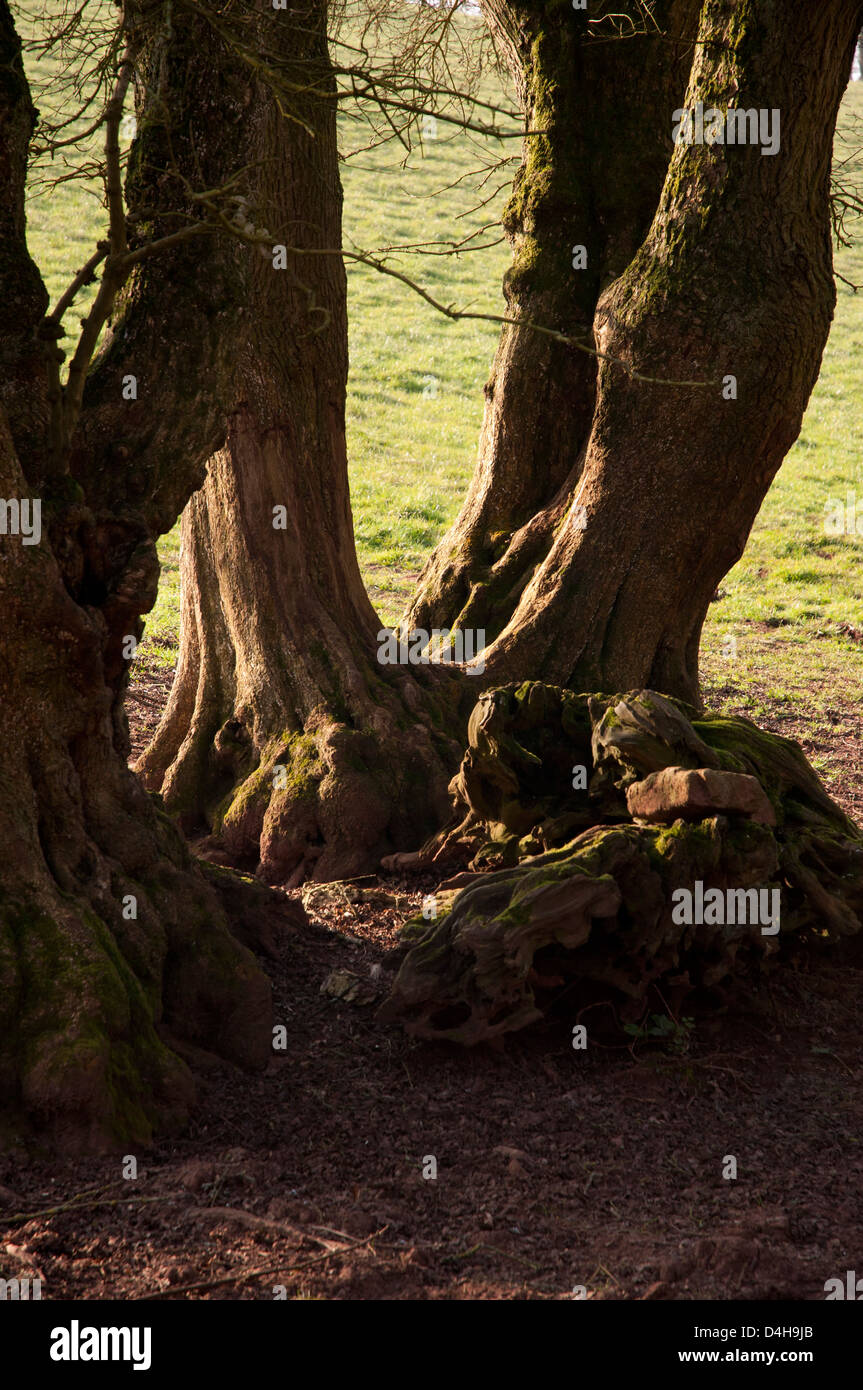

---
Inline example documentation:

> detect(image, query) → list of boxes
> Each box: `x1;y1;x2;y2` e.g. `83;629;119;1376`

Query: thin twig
2;1193;182;1225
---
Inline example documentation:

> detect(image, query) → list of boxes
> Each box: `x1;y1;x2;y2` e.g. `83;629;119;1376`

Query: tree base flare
0;819;273;1154
378;685;863;1043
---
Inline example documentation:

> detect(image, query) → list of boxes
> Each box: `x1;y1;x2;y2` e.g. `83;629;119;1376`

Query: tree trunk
0;0;274;1150
403;0;699;643
137;4;465;885
473;0;863;705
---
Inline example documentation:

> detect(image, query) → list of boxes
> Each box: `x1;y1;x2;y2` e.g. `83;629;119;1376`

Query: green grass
699;89;863;736
19;14;863;751
341;112;512;607
138;528;181;669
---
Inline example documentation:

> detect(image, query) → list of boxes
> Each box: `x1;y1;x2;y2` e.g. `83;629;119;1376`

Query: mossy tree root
379;685;863;1042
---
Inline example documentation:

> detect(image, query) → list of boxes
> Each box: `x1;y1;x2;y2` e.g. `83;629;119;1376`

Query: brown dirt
701;627;863;825
5;668;856;1301
126;667;176;763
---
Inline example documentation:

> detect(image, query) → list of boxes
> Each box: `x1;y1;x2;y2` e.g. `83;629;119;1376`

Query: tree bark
137;3;465;885
473;0;863;705
403;0;699;643
0;0;273;1150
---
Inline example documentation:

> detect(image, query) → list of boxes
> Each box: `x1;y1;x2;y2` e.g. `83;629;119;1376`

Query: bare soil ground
3;671;859;1302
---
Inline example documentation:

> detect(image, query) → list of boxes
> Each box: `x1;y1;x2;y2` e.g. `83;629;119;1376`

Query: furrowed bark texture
403;0;700;643
137;3;465;885
474;0;863;704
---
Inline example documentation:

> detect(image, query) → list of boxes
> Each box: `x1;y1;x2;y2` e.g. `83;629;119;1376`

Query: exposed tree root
379;685;863;1042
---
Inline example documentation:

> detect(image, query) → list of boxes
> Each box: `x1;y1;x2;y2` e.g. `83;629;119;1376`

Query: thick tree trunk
0;0;273;1150
137;4;464;885
473;0;863;705
0;411;270;1150
403;0;699;643
137;0;697;883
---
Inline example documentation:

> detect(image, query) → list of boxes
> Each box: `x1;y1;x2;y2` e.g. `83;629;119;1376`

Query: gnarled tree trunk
142;0;863;885
403;0;699;643
137;0;698;884
473;0;863;705
0;0;273;1150
379;0;863;1039
137;3;465;885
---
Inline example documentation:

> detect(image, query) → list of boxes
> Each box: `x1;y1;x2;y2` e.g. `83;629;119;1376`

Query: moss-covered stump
379;686;863;1042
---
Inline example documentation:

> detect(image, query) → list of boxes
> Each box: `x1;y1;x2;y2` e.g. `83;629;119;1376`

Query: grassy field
20;15;863;806
341;107;513;616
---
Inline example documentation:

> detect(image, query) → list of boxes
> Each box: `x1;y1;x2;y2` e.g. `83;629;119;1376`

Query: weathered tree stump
379;686;863;1042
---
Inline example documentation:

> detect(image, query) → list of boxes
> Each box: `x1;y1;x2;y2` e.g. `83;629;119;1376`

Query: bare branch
47;242;109;327
55;31;139;460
